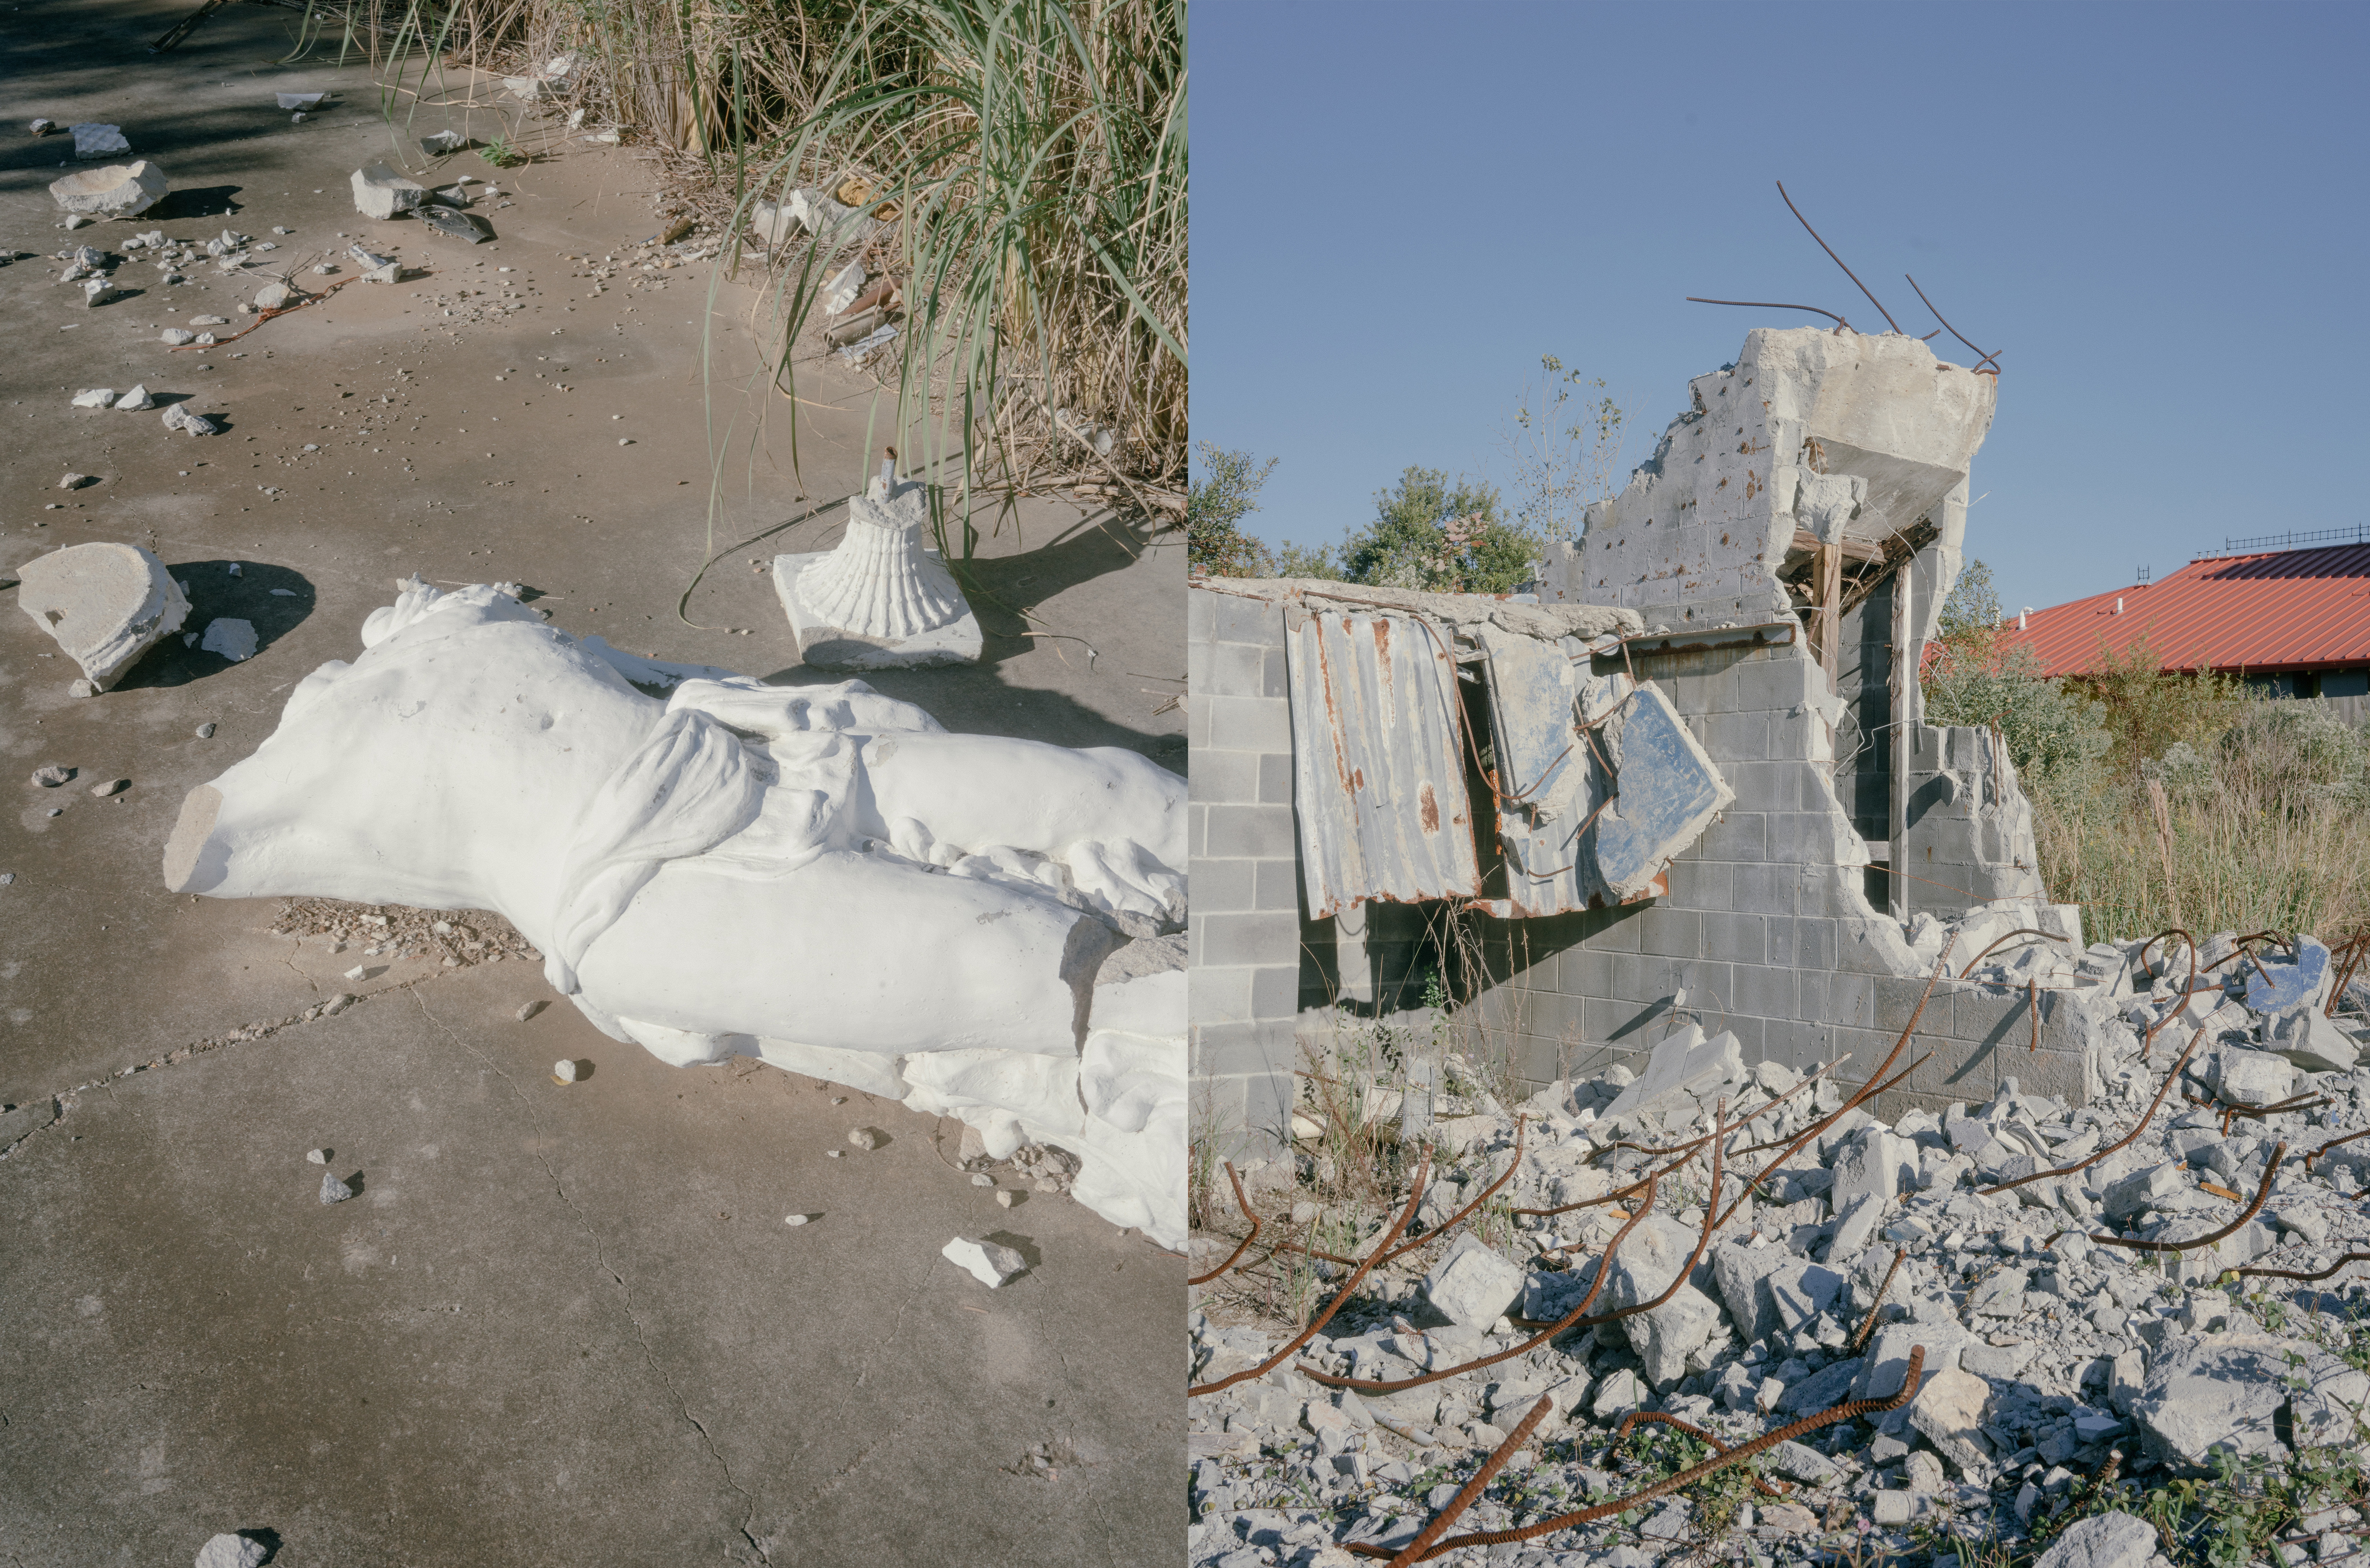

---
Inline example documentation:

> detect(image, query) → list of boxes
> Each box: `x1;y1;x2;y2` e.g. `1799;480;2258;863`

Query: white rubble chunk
200;619;258;662
420;129;465;155
163;405;221;436
275;93;325;110
942;1236;1024;1287
71;123;129;158
2130;1333;2293;1469
2214;1049;2296;1107
256;282;293;311
351;161;426;220
1596;1024;1747;1132
79;277;113;307
114;384;154;411
195;1533;268;1568
552;1059;578;1083
71;388;116;409
319;1170;354;1204
1421;1233;1528;1327
2033;1512;2158;1568
2267;1005;2358;1074
1599;1212;1722;1385
1831;1128;1915;1214
1906;1367;1994;1480
15;542;191;691
49;159;168;216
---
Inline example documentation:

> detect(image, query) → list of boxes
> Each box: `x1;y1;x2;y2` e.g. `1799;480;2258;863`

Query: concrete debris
163;405;221;436
275;93;325;110
91;778;128;798
784;1213;811;1226
306;1148;329;1164
114;384;154;411
553;1059;579;1084
79;277;114;308
255;282;293;310
515;1000;545;1021
421;129;466;155
58;472;94;489
16;542;191;690
351;162;425;220
71;388;116;409
188;314;228;326
848;1127;885;1151
1188;926;2370;1563
48;160;168;217
943;1236;1026;1288
319;1170;355;1204
200;618;258;662
30;118;54;135
70;123;129;159
32;766;73;787
418;206;490;244
364;261;400;284
194;1533;269;1568
196;723;216;739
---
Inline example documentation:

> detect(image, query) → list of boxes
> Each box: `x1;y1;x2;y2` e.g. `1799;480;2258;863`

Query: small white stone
996;1189;1018;1208
196;722;216;738
200;618;257;661
553;1059;578;1083
826;1149;842;1158
195;1532;269;1568
847;1127;883;1150
306;1148;329;1164
71;388;116;409
971;1173;993;1187
115;385;154;412
343;964;367;980
784;1213;810;1227
942;1236;1026;1288
515;1000;545;1022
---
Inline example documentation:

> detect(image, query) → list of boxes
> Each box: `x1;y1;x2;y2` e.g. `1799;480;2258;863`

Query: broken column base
771;551;982;670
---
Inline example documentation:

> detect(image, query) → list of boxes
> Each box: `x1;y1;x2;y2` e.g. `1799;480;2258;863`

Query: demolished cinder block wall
1500;327;2089;1113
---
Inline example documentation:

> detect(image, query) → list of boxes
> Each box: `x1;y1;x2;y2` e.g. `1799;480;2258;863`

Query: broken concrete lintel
1197;574;1640;648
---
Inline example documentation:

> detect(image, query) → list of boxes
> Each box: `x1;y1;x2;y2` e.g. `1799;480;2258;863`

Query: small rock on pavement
847;1127;884;1151
90;777;127;797
275;92;325;110
351;161;425;219
69;123;129;159
58;472;94;489
163;405;221;437
343;965;367;981
943;1236;1025;1287
195;1532;268;1568
32;766;72;787
319;1170;355;1204
2032;1511;2159;1568
115;384;154;411
421;129;465;154
996;1189;1018;1208
160;328;196;345
255;282;293;310
201;618;258;661
48;159;168;217
364;261;400;285
784;1213;811;1227
30;118;54;135
552;1059;578;1084
306;1147;329;1164
515;999;545;1021
196;722;216;738
71;388;116;409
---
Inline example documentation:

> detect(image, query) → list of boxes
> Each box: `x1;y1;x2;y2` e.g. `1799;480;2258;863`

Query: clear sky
1188;2;2369;618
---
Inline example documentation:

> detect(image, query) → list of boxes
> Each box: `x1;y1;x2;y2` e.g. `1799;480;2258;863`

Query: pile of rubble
1188;920;2370;1567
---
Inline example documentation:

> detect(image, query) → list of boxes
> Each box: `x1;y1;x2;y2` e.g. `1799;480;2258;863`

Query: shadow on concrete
146;183;245;222
113;558;316;689
985;1230;1042;1272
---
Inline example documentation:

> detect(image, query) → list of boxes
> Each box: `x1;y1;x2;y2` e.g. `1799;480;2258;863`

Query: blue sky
1188;2;2369;617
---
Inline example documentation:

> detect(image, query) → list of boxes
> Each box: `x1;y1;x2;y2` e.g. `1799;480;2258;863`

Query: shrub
1187;444;1277;579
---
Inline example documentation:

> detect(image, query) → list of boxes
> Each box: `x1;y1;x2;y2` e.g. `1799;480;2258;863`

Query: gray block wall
1187;586;1301;1163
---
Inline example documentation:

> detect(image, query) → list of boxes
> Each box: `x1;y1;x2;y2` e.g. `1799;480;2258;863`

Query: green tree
1187;443;1277;578
1934;557;2004;663
1336;467;1541;594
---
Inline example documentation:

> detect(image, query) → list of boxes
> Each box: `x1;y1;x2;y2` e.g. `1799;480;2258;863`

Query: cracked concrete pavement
2;3;1185;1562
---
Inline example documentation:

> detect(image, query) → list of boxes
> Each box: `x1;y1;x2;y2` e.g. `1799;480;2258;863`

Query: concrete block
1211;594;1279;645
1705;710;1771;762
1640;907;1703;959
1734;654;1819;713
1731;963;1799;1023
1248;964;1300;1020
1189;965;1254;1026
1192;1019;1297;1079
1203;803;1296;859
1194;858;1256;915
1187;586;1216;642
1875;975;1943;1034
1668;858;1733;912
1186;801;1208;860
1188;749;1258;805
1258;752;1294;804
1198;640;1266;699
1202;694;1291;754
1701;911;1766;966
1261;645;1289;699
1186;692;1211;750
1199;911;1299;968
1254;860;1304;914
1731;863;1796;917
1695;811;1767;862
1952;989;2025;1045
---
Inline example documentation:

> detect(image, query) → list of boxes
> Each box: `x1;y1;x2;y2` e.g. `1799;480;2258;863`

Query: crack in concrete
405;988;771;1566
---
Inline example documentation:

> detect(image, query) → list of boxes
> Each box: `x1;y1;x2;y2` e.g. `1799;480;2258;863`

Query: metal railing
2207;521;2370;556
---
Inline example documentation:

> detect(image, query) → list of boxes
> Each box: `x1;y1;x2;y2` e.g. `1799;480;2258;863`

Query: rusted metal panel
1477;626;1611;917
1284;610;1481;919
1595;684;1737;901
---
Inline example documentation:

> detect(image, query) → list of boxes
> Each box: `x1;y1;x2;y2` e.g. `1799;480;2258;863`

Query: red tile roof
1994;543;2370;676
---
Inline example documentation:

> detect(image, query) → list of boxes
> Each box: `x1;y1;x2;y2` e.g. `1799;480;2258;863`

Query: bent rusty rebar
1904;273;2000;373
1189;1162;1261;1286
1308;1180;1661;1394
2070;1143;2283;1255
1979;1031;2200;1197
2232;1250;2370;1283
1957;927;2072;980
2328;933;2367;1019
1849;1247;1908;1354
1374;1393;1556;1568
2302;1125;2370;1172
1776;181;1902;334
2137;929;2200;1060
1187;1147;1432;1398
1609;1411;1794;1499
1357;1348;1931;1560
1684;297;1849;330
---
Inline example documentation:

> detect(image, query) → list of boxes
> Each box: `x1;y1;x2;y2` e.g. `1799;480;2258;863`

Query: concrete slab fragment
15;541;191;691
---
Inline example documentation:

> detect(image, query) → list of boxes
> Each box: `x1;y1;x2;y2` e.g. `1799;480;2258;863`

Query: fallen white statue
163;577;1189;1247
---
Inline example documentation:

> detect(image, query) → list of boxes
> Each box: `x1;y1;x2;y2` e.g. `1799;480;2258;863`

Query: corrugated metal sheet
1998;544;2370;676
1284;610;1481;919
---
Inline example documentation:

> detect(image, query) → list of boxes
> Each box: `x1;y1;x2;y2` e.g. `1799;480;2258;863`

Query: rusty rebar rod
1270;1117;1528;1270
1903;274;2000;372
2231;1250;2370;1283
2068;1143;2283;1256
1684;297;1850;330
1353;1348;1930;1560
2302;1125;2370;1172
1608;1411;1795;1499
1375;1393;1556;1568
1189;1161;1261;1286
1187;1147;1432;1398
1956;927;2071;980
1849;1247;1908;1353
1777;181;1902;333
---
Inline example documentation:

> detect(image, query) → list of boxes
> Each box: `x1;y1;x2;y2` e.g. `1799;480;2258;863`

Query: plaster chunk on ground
163;404;220;436
115;384;154;411
319;1170;354;1204
1596;1024;1746;1134
2130;1334;2293;1469
195;1533;268;1568
16;541;190;691
2033;1511;2158;1568
49;159;167;216
351;162;425;219
200;619;258;662
1421;1233;1527;1327
1906;1367;1994;1479
1597;1212;1722;1385
70;123;129;158
943;1236;1024;1287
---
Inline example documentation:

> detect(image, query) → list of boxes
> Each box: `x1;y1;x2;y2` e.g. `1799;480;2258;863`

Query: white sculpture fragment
774;474;981;668
350;162;425;220
16;541;191;691
162;578;1188;1245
